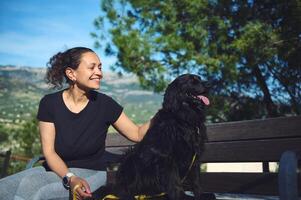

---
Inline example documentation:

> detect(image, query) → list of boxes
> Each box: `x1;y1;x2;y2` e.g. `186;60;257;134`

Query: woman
0;47;150;200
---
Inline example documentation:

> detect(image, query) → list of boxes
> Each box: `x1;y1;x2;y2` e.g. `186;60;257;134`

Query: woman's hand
70;176;92;200
113;112;150;142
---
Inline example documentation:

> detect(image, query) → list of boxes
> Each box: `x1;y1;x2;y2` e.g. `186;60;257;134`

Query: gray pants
0;167;106;200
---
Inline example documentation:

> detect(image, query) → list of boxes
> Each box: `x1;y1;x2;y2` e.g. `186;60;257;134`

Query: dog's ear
163;81;180;111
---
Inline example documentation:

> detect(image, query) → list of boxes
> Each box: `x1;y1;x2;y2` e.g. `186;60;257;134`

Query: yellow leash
181;153;196;183
102;192;166;200
72;184;81;200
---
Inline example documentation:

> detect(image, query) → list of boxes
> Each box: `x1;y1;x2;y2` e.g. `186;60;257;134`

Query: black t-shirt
37;90;123;170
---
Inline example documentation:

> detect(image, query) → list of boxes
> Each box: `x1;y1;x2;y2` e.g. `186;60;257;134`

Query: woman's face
73;52;103;90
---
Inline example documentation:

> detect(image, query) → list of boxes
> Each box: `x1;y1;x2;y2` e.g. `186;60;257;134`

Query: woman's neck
65;86;90;105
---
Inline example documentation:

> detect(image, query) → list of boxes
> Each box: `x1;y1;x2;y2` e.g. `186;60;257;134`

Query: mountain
0;65;162;127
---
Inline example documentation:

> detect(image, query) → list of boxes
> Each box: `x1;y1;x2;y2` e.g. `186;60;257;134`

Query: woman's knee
16;169;60;199
0;167;46;200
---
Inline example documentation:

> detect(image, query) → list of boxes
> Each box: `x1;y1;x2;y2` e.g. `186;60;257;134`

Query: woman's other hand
70;176;92;200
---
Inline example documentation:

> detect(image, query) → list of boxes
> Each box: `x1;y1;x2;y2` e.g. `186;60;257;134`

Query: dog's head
163;74;210;114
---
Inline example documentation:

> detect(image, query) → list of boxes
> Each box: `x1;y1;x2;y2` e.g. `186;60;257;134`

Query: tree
1;117;41;174
93;0;300;121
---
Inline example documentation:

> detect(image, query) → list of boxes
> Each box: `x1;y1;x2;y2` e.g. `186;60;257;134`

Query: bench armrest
26;155;45;169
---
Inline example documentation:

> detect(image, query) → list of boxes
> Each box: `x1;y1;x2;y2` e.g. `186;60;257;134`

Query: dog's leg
164;162;186;200
190;164;216;200
189;164;202;200
166;187;185;200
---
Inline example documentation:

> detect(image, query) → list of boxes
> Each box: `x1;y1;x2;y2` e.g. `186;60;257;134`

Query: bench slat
106;134;135;147
201;138;301;162
199;172;280;195
207;116;301;142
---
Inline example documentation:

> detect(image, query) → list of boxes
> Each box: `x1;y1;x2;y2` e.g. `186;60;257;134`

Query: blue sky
0;0;115;70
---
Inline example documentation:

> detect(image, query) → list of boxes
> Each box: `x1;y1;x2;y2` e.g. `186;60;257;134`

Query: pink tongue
198;95;210;105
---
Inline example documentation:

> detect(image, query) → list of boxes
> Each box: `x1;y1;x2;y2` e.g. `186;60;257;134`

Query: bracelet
62;172;76;190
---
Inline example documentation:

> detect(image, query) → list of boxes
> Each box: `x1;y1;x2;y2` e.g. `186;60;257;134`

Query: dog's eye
192;78;199;84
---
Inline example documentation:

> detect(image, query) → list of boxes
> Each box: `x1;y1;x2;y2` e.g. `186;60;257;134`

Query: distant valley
0;65;163;127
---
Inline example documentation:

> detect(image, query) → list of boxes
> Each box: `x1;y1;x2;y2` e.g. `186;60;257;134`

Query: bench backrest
203;116;301;162
105;116;301;196
106;116;301;162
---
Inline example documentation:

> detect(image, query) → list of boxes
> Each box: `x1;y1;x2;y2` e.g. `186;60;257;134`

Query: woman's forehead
80;52;101;64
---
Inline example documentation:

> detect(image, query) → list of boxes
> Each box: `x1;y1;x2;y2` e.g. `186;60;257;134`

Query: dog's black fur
92;74;211;200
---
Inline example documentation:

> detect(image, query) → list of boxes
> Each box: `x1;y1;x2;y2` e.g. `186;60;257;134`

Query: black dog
92;74;211;200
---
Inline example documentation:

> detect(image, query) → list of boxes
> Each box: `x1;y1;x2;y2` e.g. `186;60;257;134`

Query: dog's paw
199;193;216;200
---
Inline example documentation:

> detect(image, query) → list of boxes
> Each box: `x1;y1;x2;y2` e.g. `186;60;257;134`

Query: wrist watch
62;172;75;190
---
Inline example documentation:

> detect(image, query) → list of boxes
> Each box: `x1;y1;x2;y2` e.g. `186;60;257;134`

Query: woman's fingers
71;177;92;200
81;180;92;194
72;181;92;199
75;185;92;199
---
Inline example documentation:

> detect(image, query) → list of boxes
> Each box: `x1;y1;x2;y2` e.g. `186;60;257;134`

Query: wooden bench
0;150;11;178
104;116;301;199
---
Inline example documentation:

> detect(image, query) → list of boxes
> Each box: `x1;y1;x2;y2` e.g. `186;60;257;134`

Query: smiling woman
0;47;151;200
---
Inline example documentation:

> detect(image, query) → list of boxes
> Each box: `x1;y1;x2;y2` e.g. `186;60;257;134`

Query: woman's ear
65;67;76;82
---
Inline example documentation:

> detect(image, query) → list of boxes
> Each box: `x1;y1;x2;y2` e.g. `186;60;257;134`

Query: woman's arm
113;112;151;142
39;121;92;199
39;121;69;177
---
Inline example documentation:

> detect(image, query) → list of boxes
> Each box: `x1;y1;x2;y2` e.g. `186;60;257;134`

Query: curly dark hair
46;47;95;88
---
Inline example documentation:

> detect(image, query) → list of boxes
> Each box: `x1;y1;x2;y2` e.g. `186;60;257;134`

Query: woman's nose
95;68;103;78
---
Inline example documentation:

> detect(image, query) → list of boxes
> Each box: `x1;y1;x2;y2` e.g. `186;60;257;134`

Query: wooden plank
206;116;301;142
106;133;135;147
201;172;301;196
107;171;296;196
105;147;131;155
201;138;301;162
198;172;280;195
10;154;31;162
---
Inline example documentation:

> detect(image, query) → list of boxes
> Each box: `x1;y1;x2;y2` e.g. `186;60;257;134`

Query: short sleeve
37;96;54;122
105;96;123;124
